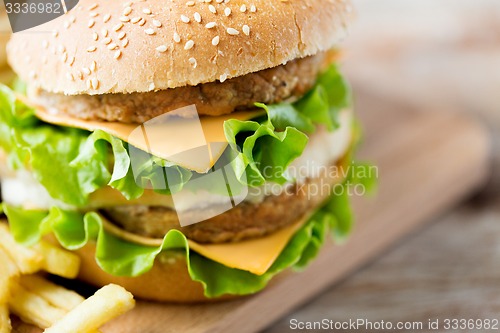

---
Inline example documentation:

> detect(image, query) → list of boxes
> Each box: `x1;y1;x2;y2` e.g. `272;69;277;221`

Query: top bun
7;0;353;95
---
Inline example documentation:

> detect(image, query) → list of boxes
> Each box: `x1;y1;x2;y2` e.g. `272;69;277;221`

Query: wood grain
11;91;490;333
264;204;500;333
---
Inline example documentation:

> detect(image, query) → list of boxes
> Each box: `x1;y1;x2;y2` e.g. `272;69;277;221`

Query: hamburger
0;0;368;302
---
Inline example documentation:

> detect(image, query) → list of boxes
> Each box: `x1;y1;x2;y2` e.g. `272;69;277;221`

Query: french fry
0;247;19;304
0;223;43;274
0;303;11;333
20;275;85;312
33;241;81;279
44;284;135;333
8;282;66;329
0;247;18;276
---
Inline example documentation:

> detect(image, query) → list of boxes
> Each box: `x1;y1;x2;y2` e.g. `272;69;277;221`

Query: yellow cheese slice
31;102;263;173
100;213;308;276
188;217;307;275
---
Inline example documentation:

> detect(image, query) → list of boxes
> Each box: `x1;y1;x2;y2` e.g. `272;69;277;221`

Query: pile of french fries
0;222;135;333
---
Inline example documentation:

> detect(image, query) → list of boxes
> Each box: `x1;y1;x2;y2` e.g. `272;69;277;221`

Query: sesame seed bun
7;0;353;95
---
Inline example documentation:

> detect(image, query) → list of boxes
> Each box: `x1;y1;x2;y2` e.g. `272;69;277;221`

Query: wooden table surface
266;1;500;331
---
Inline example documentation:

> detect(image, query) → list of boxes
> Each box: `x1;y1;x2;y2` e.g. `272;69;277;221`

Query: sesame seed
103;14;111;23
93;32;99;41
123;7;132;15
108;43;118;50
69;57;75;66
145;28;155;35
216;0;223;3
90;12;98;17
250;4;256;12
153;19;162;27
220;73;228;82
114;50;122;59
173;33;181;43
91;77;99;89
120;16;131;22
118;32;126;40
88;3;98;10
87;46;97;52
66;73;74;81
86;79;92;89
131;17;141;23
240;4;246;12
122;38;129;47
156;45;167;52
208;5;216;13
189;57;197;68
101;28;108;37
82;67;91;75
212;35;220;46
224;7;231;16
186;1;195;6
242;24;250;35
103;37;112;45
52;30;59;37
64;21;70;29
70;16;76;23
194;12;201;22
205;21;216;28
139;18;146;26
57;45;65;54
77;71;83;80
143;8;151;14
113;23;124;31
88;19;95;28
184;40;194;50
90;61;97;71
61;53;67;62
227;27;239;35
180;15;190;23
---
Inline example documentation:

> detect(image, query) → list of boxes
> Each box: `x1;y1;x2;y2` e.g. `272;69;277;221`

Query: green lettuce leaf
223;118;309;186
3;184;356;297
225;64;352;187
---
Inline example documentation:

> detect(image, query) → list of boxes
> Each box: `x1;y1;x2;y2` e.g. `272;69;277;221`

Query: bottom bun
75;244;237;303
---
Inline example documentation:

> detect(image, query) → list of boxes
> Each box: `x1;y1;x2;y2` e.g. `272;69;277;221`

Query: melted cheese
187;217;307;275
100;213;308;276
32;103;263;173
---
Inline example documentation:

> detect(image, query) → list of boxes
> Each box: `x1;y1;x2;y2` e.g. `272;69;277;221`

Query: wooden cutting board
12;90;490;333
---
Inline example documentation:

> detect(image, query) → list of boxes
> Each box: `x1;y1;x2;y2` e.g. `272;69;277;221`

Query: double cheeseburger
0;0;361;302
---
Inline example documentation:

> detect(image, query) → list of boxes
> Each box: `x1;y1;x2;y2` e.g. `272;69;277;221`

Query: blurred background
344;0;500;196
0;8;13;84
267;0;500;331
